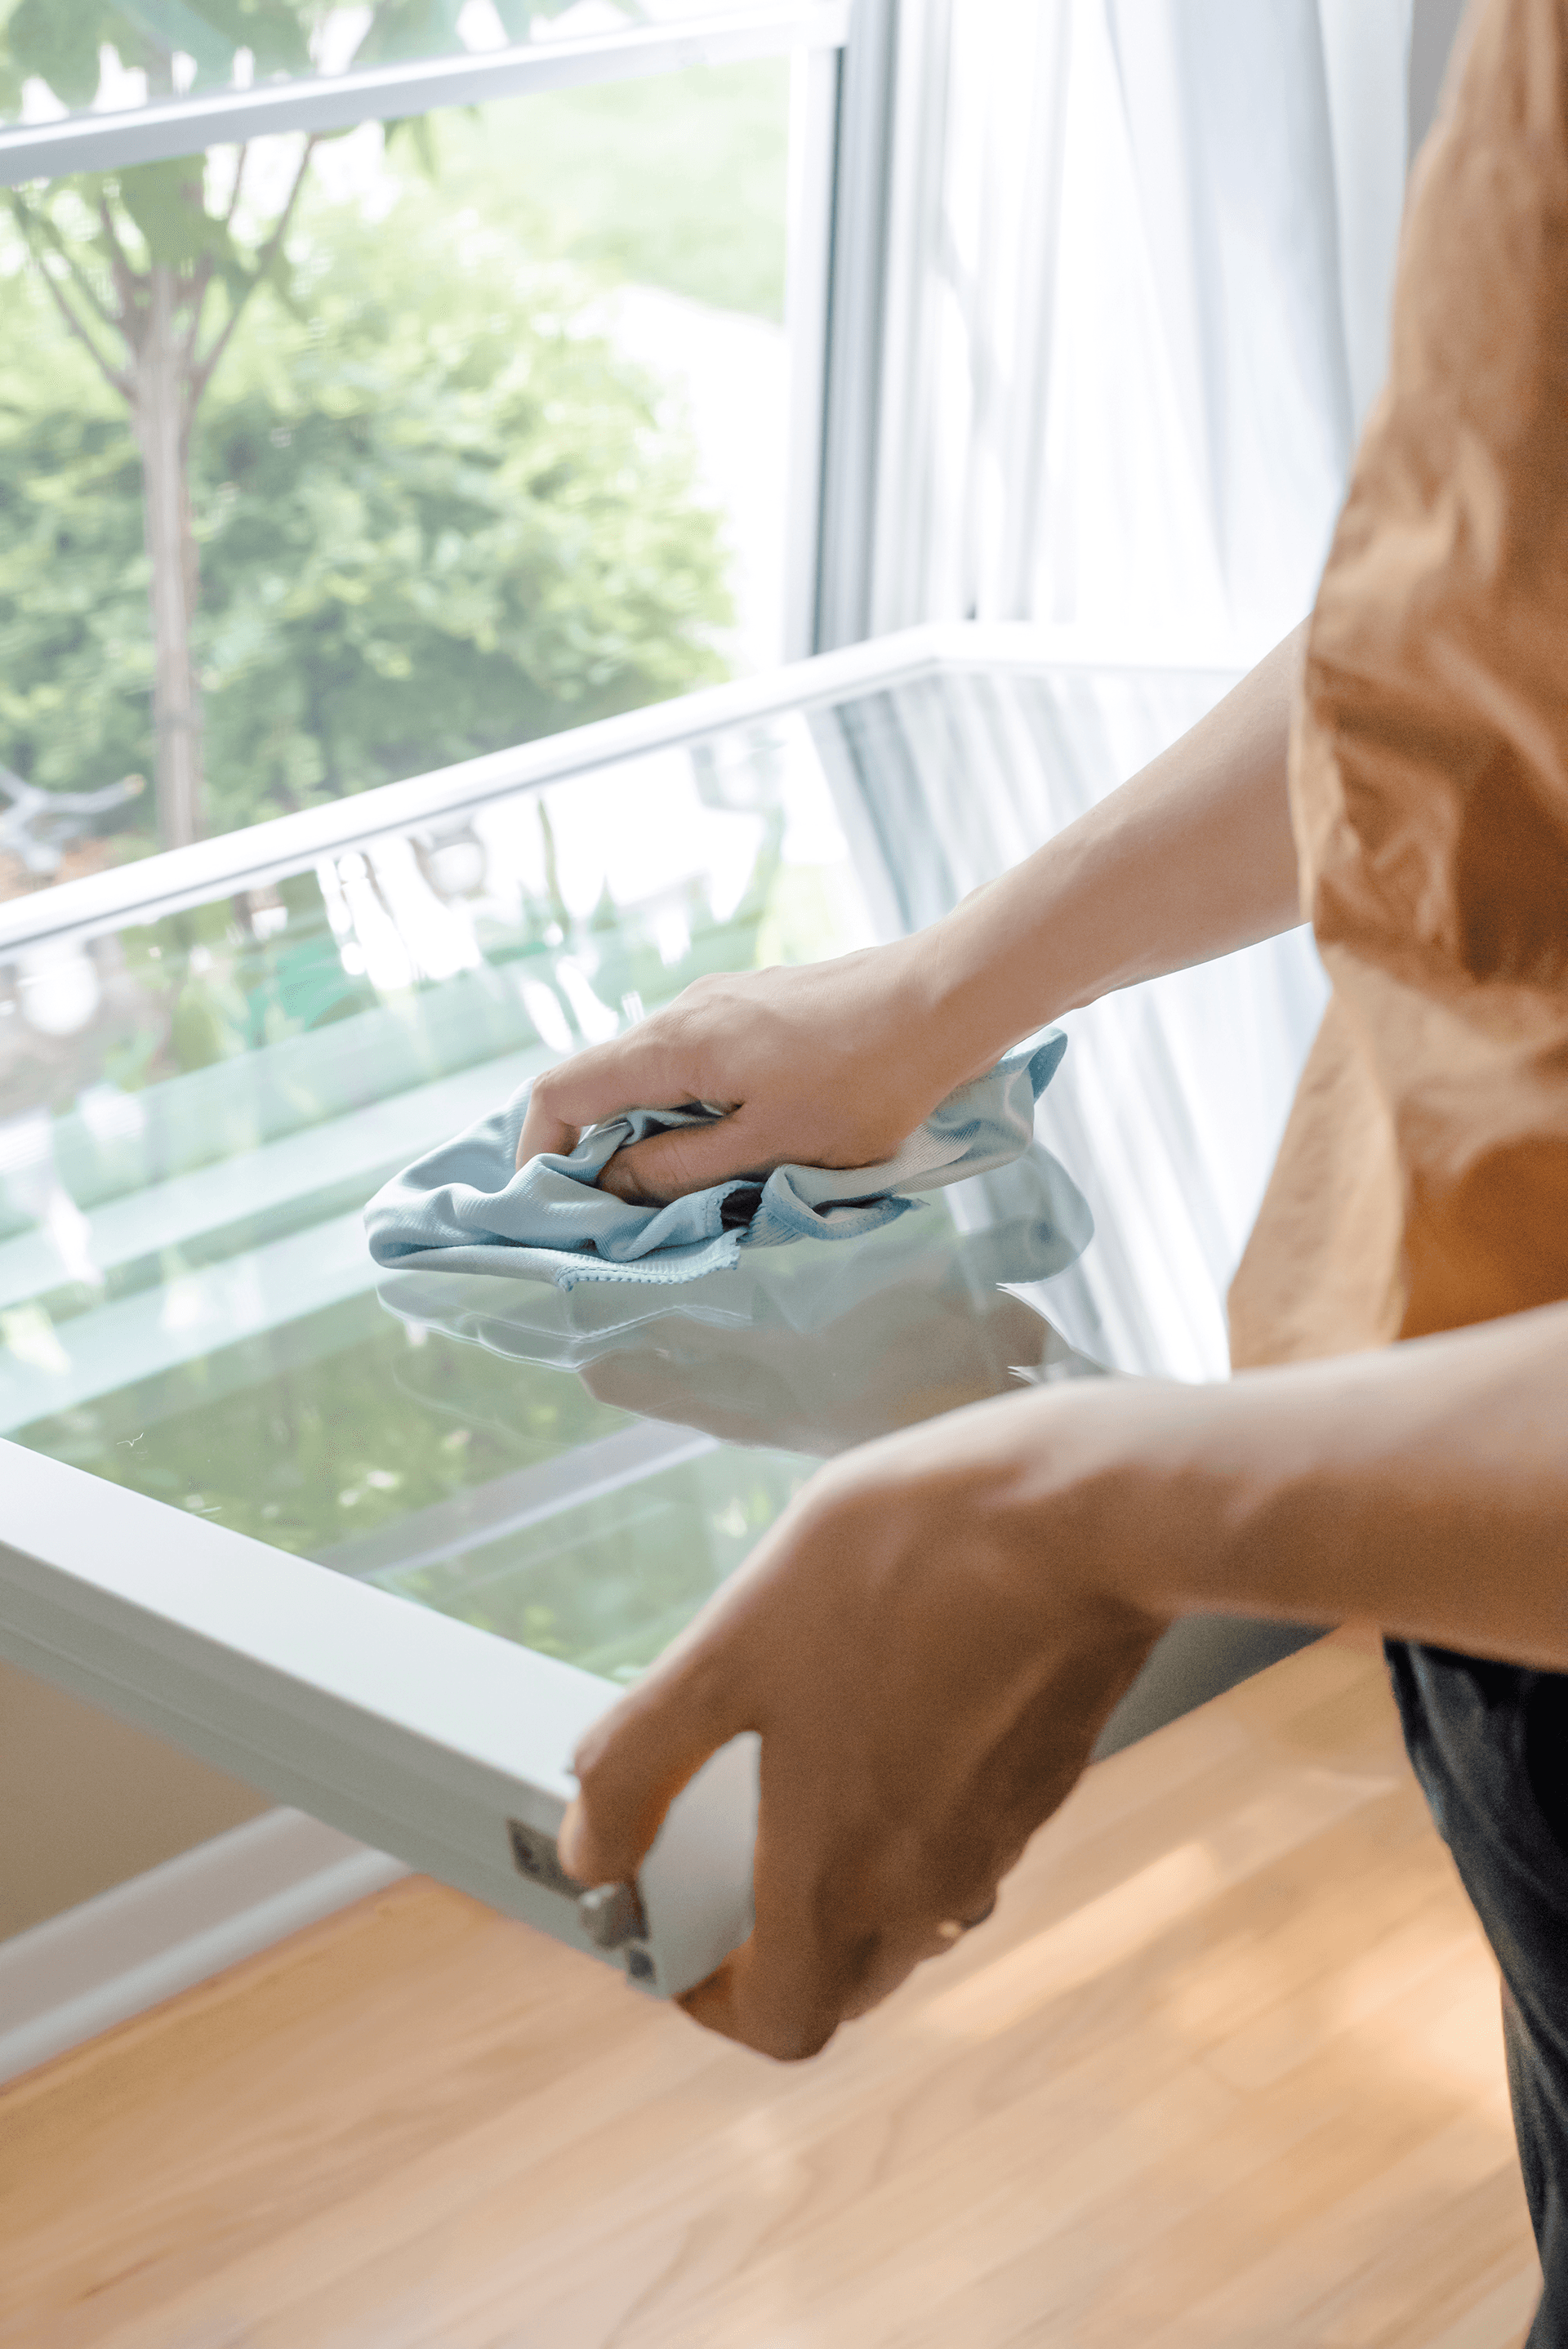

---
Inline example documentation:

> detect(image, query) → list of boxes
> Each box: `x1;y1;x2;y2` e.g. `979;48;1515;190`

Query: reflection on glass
372;1448;817;1686
0;51;788;876
341;1175;1106;1683
380;1189;1107;1460
0;657;1321;1685
0;711;877;1678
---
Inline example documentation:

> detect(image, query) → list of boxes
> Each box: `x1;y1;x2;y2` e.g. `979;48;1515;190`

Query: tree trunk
133;266;204;850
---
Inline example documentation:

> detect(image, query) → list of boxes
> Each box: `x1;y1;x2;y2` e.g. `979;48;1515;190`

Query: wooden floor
0;1643;1542;2348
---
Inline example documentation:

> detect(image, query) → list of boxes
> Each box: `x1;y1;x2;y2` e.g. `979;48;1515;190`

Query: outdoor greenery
0;2;788;852
0;200;737;839
20;1286;813;1682
0;16;804;1663
437;63;791;322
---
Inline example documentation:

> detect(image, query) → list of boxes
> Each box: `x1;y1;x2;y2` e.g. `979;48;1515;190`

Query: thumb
597;1106;777;1206
558;1664;741;1889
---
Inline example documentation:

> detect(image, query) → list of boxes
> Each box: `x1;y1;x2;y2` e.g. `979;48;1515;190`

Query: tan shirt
1229;0;1568;1369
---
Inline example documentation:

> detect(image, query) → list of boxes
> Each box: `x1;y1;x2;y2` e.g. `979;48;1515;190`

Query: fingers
514;1088;582;1166
679;1937;843;2062
674;1805;868;2061
669;1721;1005;2059
514;1032;700;1170
675;1839;996;2062
596;1108;773;1206
566;1675;1006;2061
557;1665;742;1893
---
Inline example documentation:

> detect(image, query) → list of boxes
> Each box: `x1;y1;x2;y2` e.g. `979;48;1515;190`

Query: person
528;0;1568;2328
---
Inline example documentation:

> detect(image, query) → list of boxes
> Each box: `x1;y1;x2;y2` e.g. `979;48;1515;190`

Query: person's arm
516;624;1308;1196
558;1299;1568;2060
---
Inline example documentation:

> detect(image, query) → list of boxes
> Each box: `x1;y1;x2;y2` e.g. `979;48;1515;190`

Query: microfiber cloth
365;1032;1080;1290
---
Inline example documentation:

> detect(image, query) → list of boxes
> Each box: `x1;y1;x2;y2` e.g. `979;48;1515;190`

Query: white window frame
0;7;849;182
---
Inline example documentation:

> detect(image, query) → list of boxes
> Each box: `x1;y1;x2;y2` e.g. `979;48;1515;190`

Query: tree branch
7;197;131;403
96;193;138;284
96;194;145;337
180;251;217;380
224;144;250;229
190;134;318;416
32;263;132;403
13;198;122;338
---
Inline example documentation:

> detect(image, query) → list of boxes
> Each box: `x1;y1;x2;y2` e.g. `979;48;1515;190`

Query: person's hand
514;937;1010;1202
557;1380;1169;2060
513;615;1313;1203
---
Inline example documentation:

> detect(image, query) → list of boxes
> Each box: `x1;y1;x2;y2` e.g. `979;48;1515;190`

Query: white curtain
862;0;1412;664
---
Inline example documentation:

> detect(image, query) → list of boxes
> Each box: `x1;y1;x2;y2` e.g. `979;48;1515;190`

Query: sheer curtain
857;0;1413;663
822;0;1423;1379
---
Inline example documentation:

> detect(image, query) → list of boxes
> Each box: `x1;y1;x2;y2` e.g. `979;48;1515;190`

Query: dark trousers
1387;1642;1568;2346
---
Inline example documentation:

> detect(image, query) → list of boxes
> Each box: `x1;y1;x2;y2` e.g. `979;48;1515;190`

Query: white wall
0;1659;269;1939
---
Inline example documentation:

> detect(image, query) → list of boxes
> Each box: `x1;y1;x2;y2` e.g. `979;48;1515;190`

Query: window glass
0;57;791;889
0;657;1325;1678
0;710;880;1683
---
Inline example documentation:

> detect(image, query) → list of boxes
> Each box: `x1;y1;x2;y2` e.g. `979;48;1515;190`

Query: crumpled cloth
364;1033;1081;1289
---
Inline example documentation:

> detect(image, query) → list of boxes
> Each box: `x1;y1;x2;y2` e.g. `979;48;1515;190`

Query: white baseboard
0;1808;408;2085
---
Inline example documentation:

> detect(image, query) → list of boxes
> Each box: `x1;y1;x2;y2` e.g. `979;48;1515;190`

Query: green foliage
0;15;778;849
0;188;733;836
11;85;313;307
3;2;310;105
112;154;230;270
0;347;149;798
20;1284;811;1680
0;6;793;1667
6;0;110;107
439;61;791;323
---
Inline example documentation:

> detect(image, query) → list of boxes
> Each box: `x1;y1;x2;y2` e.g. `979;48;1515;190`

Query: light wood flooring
0;1642;1543;2347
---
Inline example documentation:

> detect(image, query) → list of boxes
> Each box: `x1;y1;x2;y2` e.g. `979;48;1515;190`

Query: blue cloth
365;1033;1078;1290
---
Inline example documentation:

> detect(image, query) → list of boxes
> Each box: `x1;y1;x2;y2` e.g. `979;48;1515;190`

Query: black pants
1387;1642;1568;2345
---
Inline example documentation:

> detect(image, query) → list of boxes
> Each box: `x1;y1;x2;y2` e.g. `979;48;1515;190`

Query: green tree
0;185;733;837
0;0;581;847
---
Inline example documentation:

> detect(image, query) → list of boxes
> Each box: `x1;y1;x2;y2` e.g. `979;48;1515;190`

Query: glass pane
0;56;790;884
0;4;799;127
0;674;1119;1686
0;659;1328;1684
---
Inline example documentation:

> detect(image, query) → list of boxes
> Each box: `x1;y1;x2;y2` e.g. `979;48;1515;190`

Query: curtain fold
1102;0;1355;644
856;0;1411;662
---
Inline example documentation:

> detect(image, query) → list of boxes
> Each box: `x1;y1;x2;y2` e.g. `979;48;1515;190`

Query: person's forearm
920;622;1308;1067
1062;1303;1568;1671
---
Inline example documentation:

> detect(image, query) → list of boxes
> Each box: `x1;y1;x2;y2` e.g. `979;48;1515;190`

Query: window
0;4;846;884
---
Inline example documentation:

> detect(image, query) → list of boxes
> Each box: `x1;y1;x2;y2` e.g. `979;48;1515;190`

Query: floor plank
0;1643;1540;2347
